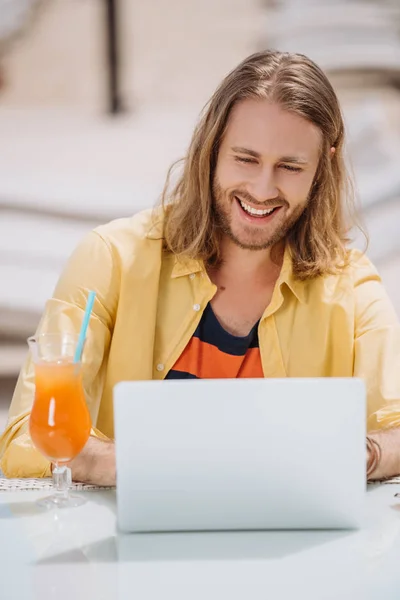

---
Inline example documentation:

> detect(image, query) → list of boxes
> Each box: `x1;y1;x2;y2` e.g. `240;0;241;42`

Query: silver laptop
114;378;366;532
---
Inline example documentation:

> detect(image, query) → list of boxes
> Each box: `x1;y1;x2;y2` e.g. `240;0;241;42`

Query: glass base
37;493;86;509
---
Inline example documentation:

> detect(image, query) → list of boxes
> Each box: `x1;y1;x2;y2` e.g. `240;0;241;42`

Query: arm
352;252;400;479
0;231;119;478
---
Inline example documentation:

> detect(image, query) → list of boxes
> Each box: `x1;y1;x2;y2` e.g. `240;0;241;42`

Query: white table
0;483;400;600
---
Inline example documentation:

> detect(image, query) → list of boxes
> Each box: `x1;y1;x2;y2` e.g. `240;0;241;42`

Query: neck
213;236;285;283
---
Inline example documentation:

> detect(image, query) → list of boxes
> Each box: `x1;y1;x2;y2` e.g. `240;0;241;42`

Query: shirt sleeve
0;230;119;477
352;252;400;431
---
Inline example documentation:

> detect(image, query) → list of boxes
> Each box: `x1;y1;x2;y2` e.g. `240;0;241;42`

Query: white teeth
239;199;275;216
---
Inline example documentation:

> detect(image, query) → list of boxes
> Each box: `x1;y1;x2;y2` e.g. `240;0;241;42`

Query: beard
212;178;309;251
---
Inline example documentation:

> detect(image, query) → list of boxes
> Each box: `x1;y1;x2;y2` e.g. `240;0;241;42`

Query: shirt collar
171;256;205;278
278;246;307;304
171;247;307;304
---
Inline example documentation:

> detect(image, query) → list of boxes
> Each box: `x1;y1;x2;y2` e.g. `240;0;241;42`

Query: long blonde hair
160;50;364;279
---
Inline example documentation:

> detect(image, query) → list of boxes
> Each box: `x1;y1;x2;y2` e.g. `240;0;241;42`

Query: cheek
280;173;315;203
216;161;244;189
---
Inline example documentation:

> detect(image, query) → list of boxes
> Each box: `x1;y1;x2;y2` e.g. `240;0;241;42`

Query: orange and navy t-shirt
166;303;264;379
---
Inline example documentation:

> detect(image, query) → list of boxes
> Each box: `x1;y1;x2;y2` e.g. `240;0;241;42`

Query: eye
234;156;258;165
280;164;303;173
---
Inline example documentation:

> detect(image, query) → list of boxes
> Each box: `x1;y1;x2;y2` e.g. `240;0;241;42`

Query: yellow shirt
1;209;400;478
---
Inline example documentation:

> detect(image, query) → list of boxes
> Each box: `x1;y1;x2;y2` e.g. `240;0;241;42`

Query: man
1;50;400;485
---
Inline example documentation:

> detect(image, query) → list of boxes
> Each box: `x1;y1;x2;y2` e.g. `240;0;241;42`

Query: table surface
0;483;400;600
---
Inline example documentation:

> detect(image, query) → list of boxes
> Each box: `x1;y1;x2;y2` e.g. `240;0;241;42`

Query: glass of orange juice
28;333;91;508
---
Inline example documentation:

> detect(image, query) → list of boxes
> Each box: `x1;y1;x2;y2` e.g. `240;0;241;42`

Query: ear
330;146;336;158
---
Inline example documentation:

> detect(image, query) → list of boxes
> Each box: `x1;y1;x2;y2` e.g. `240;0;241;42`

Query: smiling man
1;50;400;484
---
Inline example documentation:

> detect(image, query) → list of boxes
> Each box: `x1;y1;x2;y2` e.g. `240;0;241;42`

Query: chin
230;231;276;250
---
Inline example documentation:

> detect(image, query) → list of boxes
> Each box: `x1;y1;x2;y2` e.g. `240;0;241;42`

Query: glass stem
52;463;71;500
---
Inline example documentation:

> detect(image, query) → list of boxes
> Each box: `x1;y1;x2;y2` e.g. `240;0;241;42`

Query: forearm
367;427;400;481
69;436;116;486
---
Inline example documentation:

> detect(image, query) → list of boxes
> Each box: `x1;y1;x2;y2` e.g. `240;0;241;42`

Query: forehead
222;98;322;161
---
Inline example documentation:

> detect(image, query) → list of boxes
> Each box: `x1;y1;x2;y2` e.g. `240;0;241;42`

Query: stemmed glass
28;333;91;508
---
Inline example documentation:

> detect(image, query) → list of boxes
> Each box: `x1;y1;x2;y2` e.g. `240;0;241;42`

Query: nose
248;167;279;202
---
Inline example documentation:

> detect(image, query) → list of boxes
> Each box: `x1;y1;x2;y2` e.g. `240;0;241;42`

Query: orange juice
29;362;91;463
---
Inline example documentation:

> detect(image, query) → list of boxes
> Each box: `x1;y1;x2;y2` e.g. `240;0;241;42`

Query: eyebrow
231;146;309;165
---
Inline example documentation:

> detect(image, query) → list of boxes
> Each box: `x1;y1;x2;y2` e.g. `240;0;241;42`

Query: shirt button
193;303;201;311
189;273;196;280
156;363;164;372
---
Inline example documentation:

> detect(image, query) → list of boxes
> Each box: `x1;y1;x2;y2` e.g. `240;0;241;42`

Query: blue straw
74;291;96;363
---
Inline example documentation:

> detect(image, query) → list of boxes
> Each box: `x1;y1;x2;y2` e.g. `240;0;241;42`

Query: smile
236;197;280;218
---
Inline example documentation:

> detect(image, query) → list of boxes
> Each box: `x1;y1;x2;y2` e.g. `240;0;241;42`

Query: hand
366;434;381;480
69;436;116;486
366;429;400;481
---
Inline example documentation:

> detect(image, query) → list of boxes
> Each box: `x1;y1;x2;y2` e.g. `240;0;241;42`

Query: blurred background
0;0;399;430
